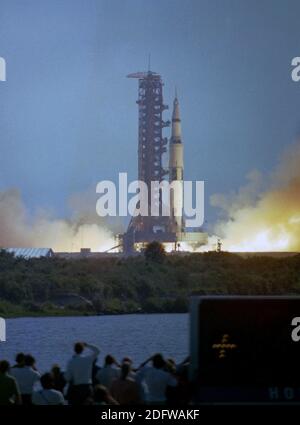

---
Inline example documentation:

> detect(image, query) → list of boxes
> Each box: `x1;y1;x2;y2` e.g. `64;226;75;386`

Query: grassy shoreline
3;311;188;320
1;250;300;319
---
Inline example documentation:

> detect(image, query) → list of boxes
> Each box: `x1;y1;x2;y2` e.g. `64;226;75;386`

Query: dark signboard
190;296;300;404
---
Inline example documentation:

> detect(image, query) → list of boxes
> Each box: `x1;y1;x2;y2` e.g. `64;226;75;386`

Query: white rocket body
169;94;184;232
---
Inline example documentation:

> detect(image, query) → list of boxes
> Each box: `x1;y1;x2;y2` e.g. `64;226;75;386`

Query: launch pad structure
120;70;207;254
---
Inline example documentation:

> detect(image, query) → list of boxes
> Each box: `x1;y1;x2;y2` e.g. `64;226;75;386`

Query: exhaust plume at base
211;142;300;252
0;189;115;252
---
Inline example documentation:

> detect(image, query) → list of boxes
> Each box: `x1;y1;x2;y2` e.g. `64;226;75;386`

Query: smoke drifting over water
0;189;116;252
212;143;300;252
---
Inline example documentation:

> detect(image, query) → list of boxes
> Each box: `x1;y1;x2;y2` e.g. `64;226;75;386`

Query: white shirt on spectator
137;366;177;402
11;366;40;395
65;344;100;386
32;389;65;405
96;365;120;389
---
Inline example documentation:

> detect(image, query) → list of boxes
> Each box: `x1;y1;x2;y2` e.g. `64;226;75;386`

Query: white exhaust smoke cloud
0;188;117;252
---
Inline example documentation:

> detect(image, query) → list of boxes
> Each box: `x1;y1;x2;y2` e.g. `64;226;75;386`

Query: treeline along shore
0;248;300;317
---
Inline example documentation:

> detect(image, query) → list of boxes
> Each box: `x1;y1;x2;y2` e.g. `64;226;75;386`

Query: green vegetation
144;241;166;263
0;249;300;317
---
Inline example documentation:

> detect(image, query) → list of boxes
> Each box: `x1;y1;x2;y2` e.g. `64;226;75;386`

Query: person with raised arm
136;353;177;405
65;341;100;405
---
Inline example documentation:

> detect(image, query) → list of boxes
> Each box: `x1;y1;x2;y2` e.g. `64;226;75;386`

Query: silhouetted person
93;384;118;406
136;353;177;404
111;362;141;405
51;364;66;393
11;354;40;405
65;342;100;405
92;358;101;385
168;361;192;405
32;373;65;405
96;355;120;389
122;357;137;378
12;352;25;369
0;360;21;405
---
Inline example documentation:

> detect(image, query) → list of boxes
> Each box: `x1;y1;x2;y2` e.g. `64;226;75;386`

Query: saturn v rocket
169;91;184;233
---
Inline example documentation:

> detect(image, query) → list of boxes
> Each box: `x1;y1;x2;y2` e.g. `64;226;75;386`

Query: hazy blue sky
1;0;300;226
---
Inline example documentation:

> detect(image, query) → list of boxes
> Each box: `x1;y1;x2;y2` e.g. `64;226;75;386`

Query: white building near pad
3;248;54;259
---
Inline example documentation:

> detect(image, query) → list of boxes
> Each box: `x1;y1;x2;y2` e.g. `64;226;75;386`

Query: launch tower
121;70;207;254
123;71;170;252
